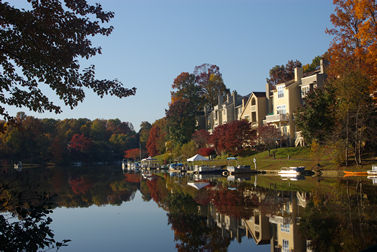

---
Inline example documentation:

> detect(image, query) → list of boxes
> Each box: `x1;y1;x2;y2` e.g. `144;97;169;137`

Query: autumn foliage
326;0;377;91
192;129;210;148
210;120;252;155
68;133;92;152
124;148;140;160
197;147;215;157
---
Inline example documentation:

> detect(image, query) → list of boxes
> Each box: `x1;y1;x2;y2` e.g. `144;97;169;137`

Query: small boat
121;159;127;170
127;162;141;172
193;165;222;174
14;161;22;172
343;171;368;177
367;165;377;175
367;176;377;185
278;166;305;176
169;163;185;172
141;156;160;169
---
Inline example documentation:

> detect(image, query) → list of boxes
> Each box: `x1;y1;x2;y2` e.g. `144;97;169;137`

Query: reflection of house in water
266;191;310;252
197;186;313;251
198;204;246;243
243;208;271;245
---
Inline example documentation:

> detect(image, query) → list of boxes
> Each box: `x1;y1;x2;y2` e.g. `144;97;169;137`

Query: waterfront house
239;92;268;130
205;90;247;133
264;60;326;146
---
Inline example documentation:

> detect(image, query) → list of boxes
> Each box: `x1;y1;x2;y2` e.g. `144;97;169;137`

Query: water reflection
1;166;377;251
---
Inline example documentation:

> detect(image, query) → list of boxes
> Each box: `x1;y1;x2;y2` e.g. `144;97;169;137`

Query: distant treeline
0;112;139;165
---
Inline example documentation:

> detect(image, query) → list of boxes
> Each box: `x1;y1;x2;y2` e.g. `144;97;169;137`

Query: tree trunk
354;106;359;165
345;110;349;166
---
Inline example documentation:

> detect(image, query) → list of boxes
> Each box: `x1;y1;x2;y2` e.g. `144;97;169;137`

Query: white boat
141;156;160;169
193;165;222;174
127;162;141;172
225;165;252;175
121;159;127;170
367;165;377;175
169;163;185;171
14;161;22;172
367;176;377;185
278;166;305;176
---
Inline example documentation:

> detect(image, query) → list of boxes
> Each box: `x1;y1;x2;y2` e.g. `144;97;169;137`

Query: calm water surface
1;165;377;251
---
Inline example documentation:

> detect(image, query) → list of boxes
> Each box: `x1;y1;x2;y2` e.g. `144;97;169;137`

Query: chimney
294;67;303;82
218;92;223;106
232;90;237;104
266;83;270;99
320;59;324;74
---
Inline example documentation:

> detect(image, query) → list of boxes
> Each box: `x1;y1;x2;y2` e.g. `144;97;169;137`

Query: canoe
343;171;368;177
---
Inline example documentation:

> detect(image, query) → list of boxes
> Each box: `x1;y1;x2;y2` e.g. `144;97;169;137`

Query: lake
1;165;377;251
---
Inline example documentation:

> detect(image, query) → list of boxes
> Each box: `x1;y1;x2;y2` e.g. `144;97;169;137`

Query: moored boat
193;165;222;174
367;165;377;175
169;163;185;172
343;171;368;177
278;166;305;176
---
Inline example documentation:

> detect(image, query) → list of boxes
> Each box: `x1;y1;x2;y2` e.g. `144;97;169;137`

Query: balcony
264;113;289;123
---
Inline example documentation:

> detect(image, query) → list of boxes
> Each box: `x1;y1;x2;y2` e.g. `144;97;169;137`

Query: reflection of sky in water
50;191;176;252
50;189;270;252
228;236;269;252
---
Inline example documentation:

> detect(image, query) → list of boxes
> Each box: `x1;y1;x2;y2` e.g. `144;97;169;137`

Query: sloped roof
253;92;266;97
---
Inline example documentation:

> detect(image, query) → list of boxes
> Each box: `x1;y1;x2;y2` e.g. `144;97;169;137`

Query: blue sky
9;0;335;131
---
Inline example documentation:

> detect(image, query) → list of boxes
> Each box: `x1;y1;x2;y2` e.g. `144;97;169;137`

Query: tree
332;71;377;165
180;140;197;160
146;118;167;156
210;124;227;155
223;120;252;156
326;0;377;91
197;147;215;157
171;72;203;111
166;100;196;145
296;86;336;145
0;1;136;120
210;120;252;156
266;60;302;86
193;64;228;107
192;129;210;149
303;56;322;73
257;125;281;156
124;148;141;160
138;121;152;150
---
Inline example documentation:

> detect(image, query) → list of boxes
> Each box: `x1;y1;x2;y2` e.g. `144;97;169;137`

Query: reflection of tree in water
300;179;377;252
0;184;69;251
166;192;231;251
210;186;257;219
69;176;93;194
0;166;141;251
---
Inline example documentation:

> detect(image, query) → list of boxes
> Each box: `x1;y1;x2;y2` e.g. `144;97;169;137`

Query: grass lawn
177;147;376;171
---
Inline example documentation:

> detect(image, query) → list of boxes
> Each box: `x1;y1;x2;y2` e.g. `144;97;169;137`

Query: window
252;112;257;122
301;85;310;98
278;86;284;98
277;105;286;115
282;239;289;252
251;98;256;105
281;224;290;233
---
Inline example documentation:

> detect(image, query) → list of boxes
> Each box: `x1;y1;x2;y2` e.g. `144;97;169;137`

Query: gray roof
253;92;266;97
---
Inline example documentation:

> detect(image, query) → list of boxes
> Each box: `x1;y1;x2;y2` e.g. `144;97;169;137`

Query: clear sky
9;0;335;131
